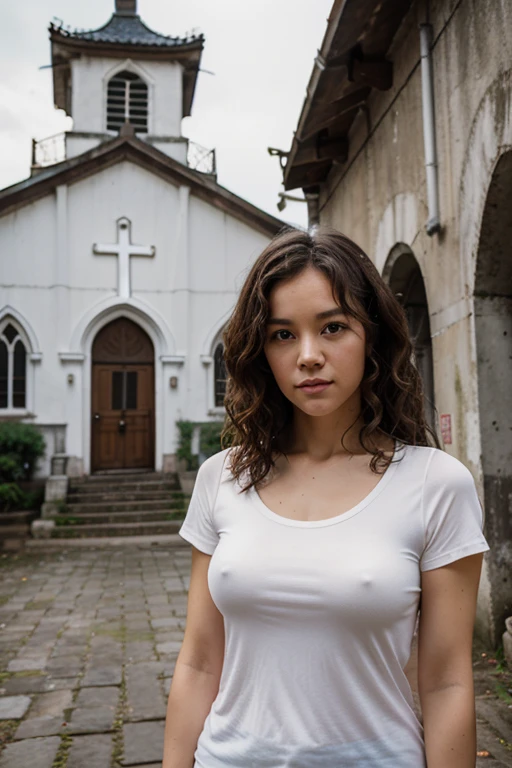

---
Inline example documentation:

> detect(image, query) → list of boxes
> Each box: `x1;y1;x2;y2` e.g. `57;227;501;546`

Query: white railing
32;133;66;168
187;140;216;175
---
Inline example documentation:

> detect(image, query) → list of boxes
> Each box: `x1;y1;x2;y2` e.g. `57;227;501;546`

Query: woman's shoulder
402;443;476;487
197;447;233;481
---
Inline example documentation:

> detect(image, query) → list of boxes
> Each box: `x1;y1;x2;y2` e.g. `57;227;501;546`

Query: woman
163;227;489;768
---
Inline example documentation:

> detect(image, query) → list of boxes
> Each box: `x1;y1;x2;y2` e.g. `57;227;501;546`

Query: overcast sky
0;0;333;227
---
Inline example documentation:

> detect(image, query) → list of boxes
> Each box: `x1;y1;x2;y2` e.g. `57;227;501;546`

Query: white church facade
0;0;282;478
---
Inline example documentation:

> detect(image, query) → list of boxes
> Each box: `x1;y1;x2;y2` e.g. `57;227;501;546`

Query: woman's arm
418;553;484;768
163;546;225;768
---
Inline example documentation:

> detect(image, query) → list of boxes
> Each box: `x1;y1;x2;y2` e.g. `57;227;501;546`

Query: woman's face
263;266;367;419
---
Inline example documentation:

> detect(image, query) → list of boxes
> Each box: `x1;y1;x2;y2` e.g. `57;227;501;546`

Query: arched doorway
91;317;155;472
384;245;436;429
475;151;512;644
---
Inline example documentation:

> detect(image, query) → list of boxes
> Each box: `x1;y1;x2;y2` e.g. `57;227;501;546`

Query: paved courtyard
0;545;190;768
0;544;511;768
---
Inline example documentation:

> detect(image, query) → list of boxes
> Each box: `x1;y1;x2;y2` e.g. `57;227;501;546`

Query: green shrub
176;420;227;471
0;455;24;484
199;421;225;458
20;487;45;511
0;483;24;512
0;423;45;482
176;421;198;471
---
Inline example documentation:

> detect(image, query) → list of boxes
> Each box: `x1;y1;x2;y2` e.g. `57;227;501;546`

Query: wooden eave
50;29;203;117
0;137;284;238
283;0;414;191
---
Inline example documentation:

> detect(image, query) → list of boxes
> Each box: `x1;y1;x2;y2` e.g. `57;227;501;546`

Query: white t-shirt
178;441;489;768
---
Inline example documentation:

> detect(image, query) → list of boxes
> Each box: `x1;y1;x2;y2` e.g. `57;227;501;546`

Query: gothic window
107;71;148;133
0;323;27;409
214;342;227;408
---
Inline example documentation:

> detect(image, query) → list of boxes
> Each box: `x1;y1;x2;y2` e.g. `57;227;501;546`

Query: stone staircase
49;471;189;539
0;510;39;551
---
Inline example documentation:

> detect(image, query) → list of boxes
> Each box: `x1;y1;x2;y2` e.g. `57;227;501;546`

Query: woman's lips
298;382;332;394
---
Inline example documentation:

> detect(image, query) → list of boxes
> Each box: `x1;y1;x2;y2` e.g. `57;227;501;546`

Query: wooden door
91;318;154;472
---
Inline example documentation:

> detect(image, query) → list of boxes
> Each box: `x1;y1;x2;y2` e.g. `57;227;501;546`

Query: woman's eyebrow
267;307;346;325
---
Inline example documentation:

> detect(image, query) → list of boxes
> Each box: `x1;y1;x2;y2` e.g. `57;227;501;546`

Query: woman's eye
324;323;346;334
273;330;293;341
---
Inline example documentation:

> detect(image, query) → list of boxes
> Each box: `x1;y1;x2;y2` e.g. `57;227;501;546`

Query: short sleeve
178;450;227;555
420;449;490;572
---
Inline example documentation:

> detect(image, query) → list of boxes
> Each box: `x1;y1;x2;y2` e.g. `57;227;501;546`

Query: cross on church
93;217;155;298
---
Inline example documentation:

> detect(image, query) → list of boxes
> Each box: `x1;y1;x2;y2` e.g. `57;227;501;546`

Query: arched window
214;342;227;408
0;323;27;409
107;70;148;133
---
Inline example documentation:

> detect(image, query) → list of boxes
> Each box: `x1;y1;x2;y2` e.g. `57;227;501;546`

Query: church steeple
49;5;204;131
115;0;137;15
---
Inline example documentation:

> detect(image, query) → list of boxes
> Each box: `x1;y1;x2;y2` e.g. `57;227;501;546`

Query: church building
281;0;512;647
0;0;282;478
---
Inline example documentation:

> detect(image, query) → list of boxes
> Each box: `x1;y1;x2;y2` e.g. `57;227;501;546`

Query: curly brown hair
221;226;441;491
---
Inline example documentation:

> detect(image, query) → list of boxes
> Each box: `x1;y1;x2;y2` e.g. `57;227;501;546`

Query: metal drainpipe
420;23;441;235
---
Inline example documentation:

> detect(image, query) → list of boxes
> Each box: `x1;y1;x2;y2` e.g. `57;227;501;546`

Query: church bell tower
48;0;204;163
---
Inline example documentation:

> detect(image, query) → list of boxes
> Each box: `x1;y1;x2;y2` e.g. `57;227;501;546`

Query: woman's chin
293;401;342;418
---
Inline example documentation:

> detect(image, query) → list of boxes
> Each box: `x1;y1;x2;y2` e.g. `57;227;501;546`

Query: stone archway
475;151;512;644
384;244;436;429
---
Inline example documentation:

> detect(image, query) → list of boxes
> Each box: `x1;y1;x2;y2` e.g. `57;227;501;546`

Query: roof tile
50;12;203;48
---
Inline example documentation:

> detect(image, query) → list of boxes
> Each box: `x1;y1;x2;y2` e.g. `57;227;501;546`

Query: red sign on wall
440;414;452;444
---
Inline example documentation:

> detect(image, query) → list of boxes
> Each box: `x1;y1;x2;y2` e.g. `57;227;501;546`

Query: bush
0;424;46;512
0;483;25;512
176;421;198;471
200;421;225;458
176;420;228;471
0;423;45;482
0;455;24;484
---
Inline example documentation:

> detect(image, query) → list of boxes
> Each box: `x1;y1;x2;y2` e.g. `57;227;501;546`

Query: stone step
53;509;187;525
0;523;32;538
67;489;186;503
68;479;181;494
0;510;36;525
51;520;184;538
65;498;186;514
26;533;189;548
71;471;177;485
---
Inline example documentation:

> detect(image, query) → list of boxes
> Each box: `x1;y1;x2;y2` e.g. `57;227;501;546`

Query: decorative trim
160;355;185;366
0;410;36;419
69;296;176;355
200;355;213;366
58;353;86;363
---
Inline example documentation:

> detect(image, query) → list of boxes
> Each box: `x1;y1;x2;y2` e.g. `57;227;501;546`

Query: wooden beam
294;134;348;165
317;134;349;162
351;58;393;90
326;45;393;91
301;88;371;140
284;161;332;191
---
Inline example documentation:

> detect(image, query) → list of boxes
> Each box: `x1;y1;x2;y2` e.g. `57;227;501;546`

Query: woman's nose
297;337;324;368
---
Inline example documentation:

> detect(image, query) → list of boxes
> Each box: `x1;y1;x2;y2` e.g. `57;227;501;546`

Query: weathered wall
317;0;512;644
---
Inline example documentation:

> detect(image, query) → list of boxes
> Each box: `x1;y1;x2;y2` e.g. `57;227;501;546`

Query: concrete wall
0;160;270;477
314;0;512;644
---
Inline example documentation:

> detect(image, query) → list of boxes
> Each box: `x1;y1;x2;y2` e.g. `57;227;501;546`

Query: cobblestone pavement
0;546;510;768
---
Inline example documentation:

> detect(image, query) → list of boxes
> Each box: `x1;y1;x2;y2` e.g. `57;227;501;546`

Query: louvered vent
107;71;148;133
